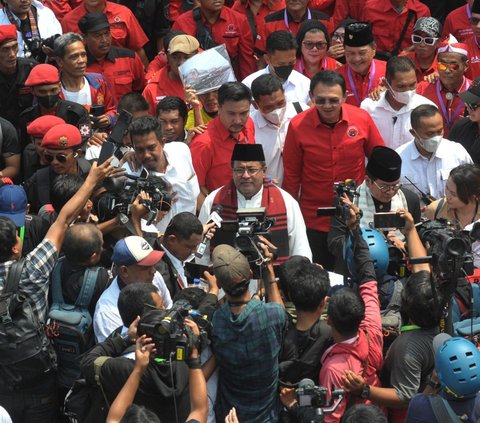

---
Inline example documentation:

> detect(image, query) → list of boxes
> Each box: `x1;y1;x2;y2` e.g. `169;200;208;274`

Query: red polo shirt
333;0;365;27
86;47;145;102
232;0;285;41
61;1;148;52
443;4;474;44
337;59;387;107
255;8;332;54
401;51;438;82
142;66;185;116
282;104;385;232
416;77;471;136
189;116;256;192
465;36;480;81
310;0;335;16
172;7;256;80
294;56;340;79
361;0;430;53
43;0;82;19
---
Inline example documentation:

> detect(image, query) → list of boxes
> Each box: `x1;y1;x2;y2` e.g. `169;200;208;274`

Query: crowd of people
1;0;480;422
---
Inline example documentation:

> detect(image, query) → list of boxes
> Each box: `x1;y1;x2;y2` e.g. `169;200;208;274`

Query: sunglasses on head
302;41;327;50
44;152;74;164
411;34;438;46
437;61;461;72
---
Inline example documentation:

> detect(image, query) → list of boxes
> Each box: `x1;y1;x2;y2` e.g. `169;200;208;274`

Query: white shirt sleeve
153;271;172;308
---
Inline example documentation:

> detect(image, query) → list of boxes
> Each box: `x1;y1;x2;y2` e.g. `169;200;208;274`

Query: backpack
0;258;57;388
47;257;100;388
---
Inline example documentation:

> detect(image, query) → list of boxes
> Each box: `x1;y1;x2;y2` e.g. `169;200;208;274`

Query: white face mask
392;89;415;105
262;105;287;126
417;134;443;153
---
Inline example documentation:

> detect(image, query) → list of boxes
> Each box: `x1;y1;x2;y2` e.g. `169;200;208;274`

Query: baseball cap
41;124;82;149
0;24;17;45
168;34;199;55
25;64;60;87
112;236;165;266
78;12;110;34
27;115;66;138
0;185;27;227
458;77;480;105
413;17;442;38
212;244;251;292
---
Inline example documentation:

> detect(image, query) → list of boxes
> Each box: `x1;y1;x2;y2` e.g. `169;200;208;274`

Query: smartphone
90;105;105;117
98;141;116;165
373;212;405;230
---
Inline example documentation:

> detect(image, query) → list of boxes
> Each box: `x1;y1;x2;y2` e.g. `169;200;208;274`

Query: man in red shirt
361;0;430;55
172;0;255;80
79;12;145;103
465;0;480;81
255;0;332;55
43;0;82;20
332;0;365;27
401;17;440;82
189;81;255;207
337;22;386;107
142;34;199;116
443;0;475;43
282;70;384;269
61;0;149;67
416;40;471;136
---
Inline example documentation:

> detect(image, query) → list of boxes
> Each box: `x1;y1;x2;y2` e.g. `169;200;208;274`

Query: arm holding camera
257;235;284;306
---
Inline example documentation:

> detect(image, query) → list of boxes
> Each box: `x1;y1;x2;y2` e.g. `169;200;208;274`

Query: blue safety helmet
436;337;480;398
345;228;389;280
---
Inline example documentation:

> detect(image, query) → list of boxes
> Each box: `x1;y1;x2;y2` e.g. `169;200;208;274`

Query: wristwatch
360;384;371;399
187;357;202;369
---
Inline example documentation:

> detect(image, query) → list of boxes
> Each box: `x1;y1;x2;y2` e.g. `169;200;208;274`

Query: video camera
137;300;210;362
98;172;174;225
27;34;61;61
317;180;359;221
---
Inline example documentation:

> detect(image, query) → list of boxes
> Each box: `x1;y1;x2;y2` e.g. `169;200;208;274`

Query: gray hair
54;32;84;58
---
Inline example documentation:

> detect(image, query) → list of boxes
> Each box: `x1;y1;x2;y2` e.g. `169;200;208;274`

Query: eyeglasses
467;103;480;111
233;167;263;176
411;34;438;46
303;41;327;50
314;97;341;105
373;180;402;193
331;32;344;42
470;16;480;26
437;61;461;72
44;152;73;164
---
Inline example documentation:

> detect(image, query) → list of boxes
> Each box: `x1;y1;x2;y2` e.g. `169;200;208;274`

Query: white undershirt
61;77;92;107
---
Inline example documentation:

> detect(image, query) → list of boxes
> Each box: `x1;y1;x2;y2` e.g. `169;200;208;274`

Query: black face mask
37;93;60;109
272;64;294;81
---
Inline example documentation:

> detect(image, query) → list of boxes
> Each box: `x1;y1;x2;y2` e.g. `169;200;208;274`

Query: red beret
27;116;66;138
0;25;17;45
41;124;82;149
25;64;60;87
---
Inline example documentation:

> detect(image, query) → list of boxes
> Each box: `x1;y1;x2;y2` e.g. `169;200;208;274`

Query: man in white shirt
397;104;473;201
93;236;172;343
250;73;307;185
361;56;436;150
242;30;311;108
199;144;312;263
125;115;200;234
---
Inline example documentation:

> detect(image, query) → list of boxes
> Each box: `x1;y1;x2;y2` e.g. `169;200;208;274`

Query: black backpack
47;257;100;388
0;259;57;387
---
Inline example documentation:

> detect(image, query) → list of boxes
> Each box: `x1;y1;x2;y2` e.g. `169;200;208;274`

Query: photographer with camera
210;241;285;422
0;0;62;60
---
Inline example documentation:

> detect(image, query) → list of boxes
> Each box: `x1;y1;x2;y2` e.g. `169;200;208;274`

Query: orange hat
41;124;82;149
0;25;17;45
25;64;60;87
27;116;66;138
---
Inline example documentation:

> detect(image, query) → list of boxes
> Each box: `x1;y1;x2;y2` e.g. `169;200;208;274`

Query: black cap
231;144;265;162
366;146;402;182
459;77;480;105
78;12;110;34
344;22;374;47
472;0;480;14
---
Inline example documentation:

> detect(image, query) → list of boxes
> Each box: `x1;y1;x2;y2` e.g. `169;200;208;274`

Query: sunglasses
437;61;461;72
314;97;341;105
303;41;327;50
411;34;438;46
44;152;74;164
467;103;480;111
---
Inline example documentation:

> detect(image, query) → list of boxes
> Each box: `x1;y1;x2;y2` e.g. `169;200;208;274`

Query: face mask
417;134;443;153
272;64;294;81
262;105;287;126
37;94;60;109
392;89;415;105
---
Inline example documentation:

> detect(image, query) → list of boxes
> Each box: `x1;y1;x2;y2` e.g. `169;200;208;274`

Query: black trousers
306;228;335;271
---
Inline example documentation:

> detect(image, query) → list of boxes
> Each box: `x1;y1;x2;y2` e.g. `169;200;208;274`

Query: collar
86;46;116;65
236;186;263;205
211;116;249;143
285;8;309;23
312;104;346;128
200;7;227;23
160;243;183;272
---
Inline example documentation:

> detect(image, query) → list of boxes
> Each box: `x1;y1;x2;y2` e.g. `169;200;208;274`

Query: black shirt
0;117;21;171
448;117;480;164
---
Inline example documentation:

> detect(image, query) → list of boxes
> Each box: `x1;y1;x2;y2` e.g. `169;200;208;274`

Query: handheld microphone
195;205;223;258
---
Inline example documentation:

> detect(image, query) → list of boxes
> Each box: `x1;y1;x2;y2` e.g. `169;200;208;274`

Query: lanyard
467;3;472;19
347;60;376;105
284;8;311;31
400;324;421;332
298;56;327;76
435;78;469;128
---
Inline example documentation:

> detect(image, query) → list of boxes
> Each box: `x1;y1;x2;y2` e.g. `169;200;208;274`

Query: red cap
27;116;66;138
41;124;82;149
25;64;60;87
0;25;17;45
